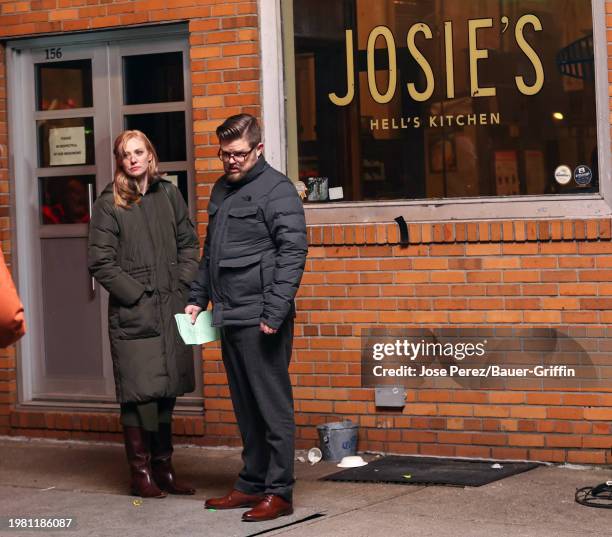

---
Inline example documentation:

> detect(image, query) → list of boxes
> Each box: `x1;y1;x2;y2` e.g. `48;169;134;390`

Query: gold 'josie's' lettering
444;21;455;99
328;30;355;106
468;18;496;98
327;17;545;106
515;14;544;95
367;26;397;104
406;23;434;102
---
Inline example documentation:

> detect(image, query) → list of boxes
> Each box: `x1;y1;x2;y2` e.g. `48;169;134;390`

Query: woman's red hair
112;130;160;208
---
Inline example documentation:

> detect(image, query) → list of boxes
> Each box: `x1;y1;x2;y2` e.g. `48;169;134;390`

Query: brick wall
1;1;612;464
291;219;612;464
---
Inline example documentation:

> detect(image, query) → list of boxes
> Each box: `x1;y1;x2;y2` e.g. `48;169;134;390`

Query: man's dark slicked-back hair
216;114;261;147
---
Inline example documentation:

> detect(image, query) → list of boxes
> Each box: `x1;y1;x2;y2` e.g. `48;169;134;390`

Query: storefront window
124;111;186;161
36;59;93;111
37;117;95;167
123;52;184;104
287;0;597;203
38;176;94;225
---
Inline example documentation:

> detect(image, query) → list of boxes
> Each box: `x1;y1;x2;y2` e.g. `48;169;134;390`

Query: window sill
305;215;612;247
303;194;611;225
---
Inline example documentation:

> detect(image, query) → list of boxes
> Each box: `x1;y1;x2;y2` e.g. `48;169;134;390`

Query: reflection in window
39;175;95;225
36;60;93;111
289;0;598;202
123;52;184;105
124;112;186;161
37;117;95;168
163;171;188;204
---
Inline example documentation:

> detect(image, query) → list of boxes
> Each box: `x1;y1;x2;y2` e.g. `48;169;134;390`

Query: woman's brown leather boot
151;422;195;495
123;426;167;498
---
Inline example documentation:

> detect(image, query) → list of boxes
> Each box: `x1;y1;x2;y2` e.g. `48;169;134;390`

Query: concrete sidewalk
0;436;610;537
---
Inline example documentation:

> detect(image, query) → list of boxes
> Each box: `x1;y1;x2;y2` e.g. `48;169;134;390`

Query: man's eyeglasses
218;146;255;162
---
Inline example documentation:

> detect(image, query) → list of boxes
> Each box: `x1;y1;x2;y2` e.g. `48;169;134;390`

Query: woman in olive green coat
88;130;199;498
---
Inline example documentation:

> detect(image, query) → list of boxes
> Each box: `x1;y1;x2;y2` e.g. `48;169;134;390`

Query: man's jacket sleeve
261;180;308;329
188;226;211;310
172;186;200;286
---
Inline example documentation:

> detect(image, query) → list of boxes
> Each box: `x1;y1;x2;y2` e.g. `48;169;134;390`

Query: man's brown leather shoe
205;489;263;510
242;494;293;522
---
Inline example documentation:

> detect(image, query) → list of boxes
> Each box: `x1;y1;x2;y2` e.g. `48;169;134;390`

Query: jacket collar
149;175;163;187
224;156;268;190
146;175;166;193
103;175;165;198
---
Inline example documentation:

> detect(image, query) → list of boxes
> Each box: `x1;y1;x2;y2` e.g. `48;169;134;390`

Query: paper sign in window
494;151;519;196
165;175;178;187
49;127;86;166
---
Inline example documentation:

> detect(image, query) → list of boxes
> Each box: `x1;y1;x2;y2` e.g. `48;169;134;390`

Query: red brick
507;434;545;446
567;451;606;464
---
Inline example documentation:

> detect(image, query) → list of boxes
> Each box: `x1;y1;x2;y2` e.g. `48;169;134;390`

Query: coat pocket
227;204;265;243
228;205;259;218
118;290;161;340
218;253;262;306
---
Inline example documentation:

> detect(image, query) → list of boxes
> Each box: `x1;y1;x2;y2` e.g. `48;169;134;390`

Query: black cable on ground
575;482;612;509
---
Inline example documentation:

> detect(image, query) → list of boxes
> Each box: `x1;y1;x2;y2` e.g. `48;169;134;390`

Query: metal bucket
316;420;359;461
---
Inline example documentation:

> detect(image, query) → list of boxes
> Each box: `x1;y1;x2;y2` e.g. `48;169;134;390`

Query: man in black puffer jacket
186;114;307;522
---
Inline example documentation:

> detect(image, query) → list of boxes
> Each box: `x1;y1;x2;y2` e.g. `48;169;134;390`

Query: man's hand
185;304;202;324
260;321;277;335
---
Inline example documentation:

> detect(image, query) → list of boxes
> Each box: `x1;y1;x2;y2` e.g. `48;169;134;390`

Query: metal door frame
7;23;201;412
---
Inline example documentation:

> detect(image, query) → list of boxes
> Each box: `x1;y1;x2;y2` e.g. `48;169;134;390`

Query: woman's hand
184;304;202;324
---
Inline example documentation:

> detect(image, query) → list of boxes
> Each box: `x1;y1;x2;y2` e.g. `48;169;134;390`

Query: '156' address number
44;48;63;60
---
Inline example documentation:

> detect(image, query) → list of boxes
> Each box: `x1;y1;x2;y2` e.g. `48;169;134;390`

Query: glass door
8;26;199;407
25;44;113;400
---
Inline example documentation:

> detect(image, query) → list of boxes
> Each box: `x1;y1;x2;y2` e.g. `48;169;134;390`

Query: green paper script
174;311;220;345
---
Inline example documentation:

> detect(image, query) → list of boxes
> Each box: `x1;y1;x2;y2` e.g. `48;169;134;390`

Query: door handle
88;182;96;297
87;182;94;218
